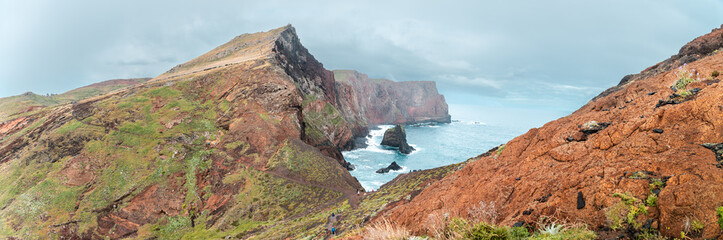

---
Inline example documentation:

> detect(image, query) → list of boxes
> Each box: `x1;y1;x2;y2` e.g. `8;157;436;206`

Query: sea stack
376;161;402;173
381;125;415;154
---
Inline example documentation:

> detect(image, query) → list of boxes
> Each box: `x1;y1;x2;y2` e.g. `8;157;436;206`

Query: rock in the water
353;137;368;149
381;125;415;154
376;161;402;173
577;191;585;209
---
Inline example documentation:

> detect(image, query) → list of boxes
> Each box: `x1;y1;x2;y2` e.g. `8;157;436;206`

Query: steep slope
380;25;723;239
0;25;450;239
0;78;150;122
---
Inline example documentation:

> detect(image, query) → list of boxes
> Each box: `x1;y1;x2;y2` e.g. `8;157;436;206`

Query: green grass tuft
645;194;657;207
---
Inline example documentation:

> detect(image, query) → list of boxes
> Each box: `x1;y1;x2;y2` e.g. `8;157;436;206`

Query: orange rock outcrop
380;25;723;239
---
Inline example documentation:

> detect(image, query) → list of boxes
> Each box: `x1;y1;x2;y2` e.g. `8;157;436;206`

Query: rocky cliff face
333;70;451;126
379;25;723;239
0;25;450;239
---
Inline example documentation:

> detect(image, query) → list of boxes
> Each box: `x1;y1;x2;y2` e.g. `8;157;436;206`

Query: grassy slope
0;78;150;121
0;61;429;239
0;25;459;239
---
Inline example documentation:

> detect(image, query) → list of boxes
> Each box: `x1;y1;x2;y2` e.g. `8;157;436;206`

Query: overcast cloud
2;0;722;121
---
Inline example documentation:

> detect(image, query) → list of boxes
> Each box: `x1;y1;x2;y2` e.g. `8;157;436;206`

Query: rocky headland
0;25;450;239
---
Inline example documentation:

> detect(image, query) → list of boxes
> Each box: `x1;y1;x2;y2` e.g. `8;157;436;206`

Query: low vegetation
364;217;596;240
673;67;699;91
365;220;411;240
0;78;149;121
604;192;648;230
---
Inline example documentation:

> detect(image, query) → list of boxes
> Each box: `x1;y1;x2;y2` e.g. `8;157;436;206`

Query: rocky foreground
377;25;723;239
0;25;450;239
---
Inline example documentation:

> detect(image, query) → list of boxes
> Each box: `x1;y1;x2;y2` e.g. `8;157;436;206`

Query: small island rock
376;161;402;173
381;125;415;154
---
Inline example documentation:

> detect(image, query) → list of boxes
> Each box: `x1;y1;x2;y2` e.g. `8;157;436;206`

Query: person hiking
327;213;337;235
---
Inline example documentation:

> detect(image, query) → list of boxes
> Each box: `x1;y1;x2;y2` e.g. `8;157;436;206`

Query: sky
2;0;722;127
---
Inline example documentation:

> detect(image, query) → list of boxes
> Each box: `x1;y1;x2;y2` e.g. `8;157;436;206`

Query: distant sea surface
343;120;522;191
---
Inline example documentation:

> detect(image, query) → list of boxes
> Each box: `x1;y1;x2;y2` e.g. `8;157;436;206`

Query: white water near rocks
343;121;521;191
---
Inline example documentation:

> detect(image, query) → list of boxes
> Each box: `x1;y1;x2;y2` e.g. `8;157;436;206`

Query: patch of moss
184;149;213;206
717;206;723;230
605;193;648;230
222;172;245;185
495;144;506;156
54;119;84;136
144;86;182;98
152;215;193;239
266;140;348;186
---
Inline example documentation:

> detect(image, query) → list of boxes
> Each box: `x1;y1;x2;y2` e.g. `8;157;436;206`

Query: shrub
712;70;720;78
717;206;723;230
424;215;529;240
509;227;530;239
465;223;511;240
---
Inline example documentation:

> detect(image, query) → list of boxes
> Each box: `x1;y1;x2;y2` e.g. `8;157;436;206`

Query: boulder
381;125;415;154
376;161;402;174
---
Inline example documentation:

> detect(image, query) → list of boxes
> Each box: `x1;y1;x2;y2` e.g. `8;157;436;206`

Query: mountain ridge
0;78;151;122
0;25;451;239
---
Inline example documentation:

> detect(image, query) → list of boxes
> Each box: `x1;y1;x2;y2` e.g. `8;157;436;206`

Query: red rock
379;25;723;239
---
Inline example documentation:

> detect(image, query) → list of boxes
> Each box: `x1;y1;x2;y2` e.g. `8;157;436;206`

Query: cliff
0;25;449;239
378;25;723;239
333;69;451;126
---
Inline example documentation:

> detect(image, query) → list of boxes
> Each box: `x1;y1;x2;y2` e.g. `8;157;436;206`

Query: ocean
342;120;523;191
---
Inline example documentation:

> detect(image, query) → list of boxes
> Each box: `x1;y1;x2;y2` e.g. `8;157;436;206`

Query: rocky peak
158;25;309;77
